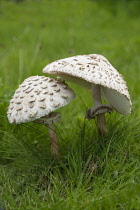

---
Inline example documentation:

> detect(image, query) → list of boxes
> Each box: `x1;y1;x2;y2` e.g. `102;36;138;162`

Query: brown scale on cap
16;100;22;104
16;105;23;111
53;88;60;92
29;111;38;118
29;103;34;108
39;103;46;109
40;84;48;89
61;93;68;99
29;93;34;97
51;83;57;87
38;96;46;101
52;102;60;107
25;88;34;93
28;97;36;103
42;90;48;94
15;94;20;99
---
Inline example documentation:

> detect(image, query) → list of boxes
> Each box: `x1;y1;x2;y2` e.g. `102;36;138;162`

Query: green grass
0;0;140;209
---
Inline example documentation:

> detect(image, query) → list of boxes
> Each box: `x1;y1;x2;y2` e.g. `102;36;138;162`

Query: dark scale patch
38;96;46;102
51;83;57;87
52;102;60;107
53;88;60;92
15;94;20;99
40;84;48;89
16;100;22;104
29;103;34;108
28;98;36;103
90;55;97;59
39;103;46;109
25;87;34;93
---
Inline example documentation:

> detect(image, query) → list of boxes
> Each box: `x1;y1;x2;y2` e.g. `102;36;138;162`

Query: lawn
0;0;140;209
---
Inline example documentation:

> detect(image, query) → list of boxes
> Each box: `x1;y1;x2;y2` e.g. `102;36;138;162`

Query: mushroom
43;54;132;135
7;75;76;158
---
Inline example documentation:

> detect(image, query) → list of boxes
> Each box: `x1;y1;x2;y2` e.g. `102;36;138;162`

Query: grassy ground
0;0;140;209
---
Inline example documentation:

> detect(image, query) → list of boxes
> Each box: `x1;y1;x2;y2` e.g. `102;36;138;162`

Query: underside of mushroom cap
43;54;132;115
101;87;131;115
7;76;76;124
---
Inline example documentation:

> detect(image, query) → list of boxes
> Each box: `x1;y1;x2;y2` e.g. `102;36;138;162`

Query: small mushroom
43;54;132;136
7;75;76;158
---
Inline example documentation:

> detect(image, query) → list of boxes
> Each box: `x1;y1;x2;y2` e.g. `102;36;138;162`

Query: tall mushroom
7;76;76;158
43;54;132;135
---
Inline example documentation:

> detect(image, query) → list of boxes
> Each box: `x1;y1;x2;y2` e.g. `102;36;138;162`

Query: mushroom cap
7;76;76;124
43;54;132;115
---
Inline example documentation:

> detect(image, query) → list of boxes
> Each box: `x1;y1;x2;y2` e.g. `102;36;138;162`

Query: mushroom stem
47;124;60;159
92;84;102;107
35;112;60;159
96;113;107;136
92;84;107;136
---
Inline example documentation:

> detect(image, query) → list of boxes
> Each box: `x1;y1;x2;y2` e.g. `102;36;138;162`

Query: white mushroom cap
7;76;76;124
43;54;132;115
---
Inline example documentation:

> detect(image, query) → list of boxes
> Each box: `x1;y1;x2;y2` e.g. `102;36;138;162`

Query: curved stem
92;84;107;136
34;113;60;159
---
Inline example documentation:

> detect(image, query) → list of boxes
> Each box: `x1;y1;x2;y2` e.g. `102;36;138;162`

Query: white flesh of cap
43;54;132;115
7;76;76;124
